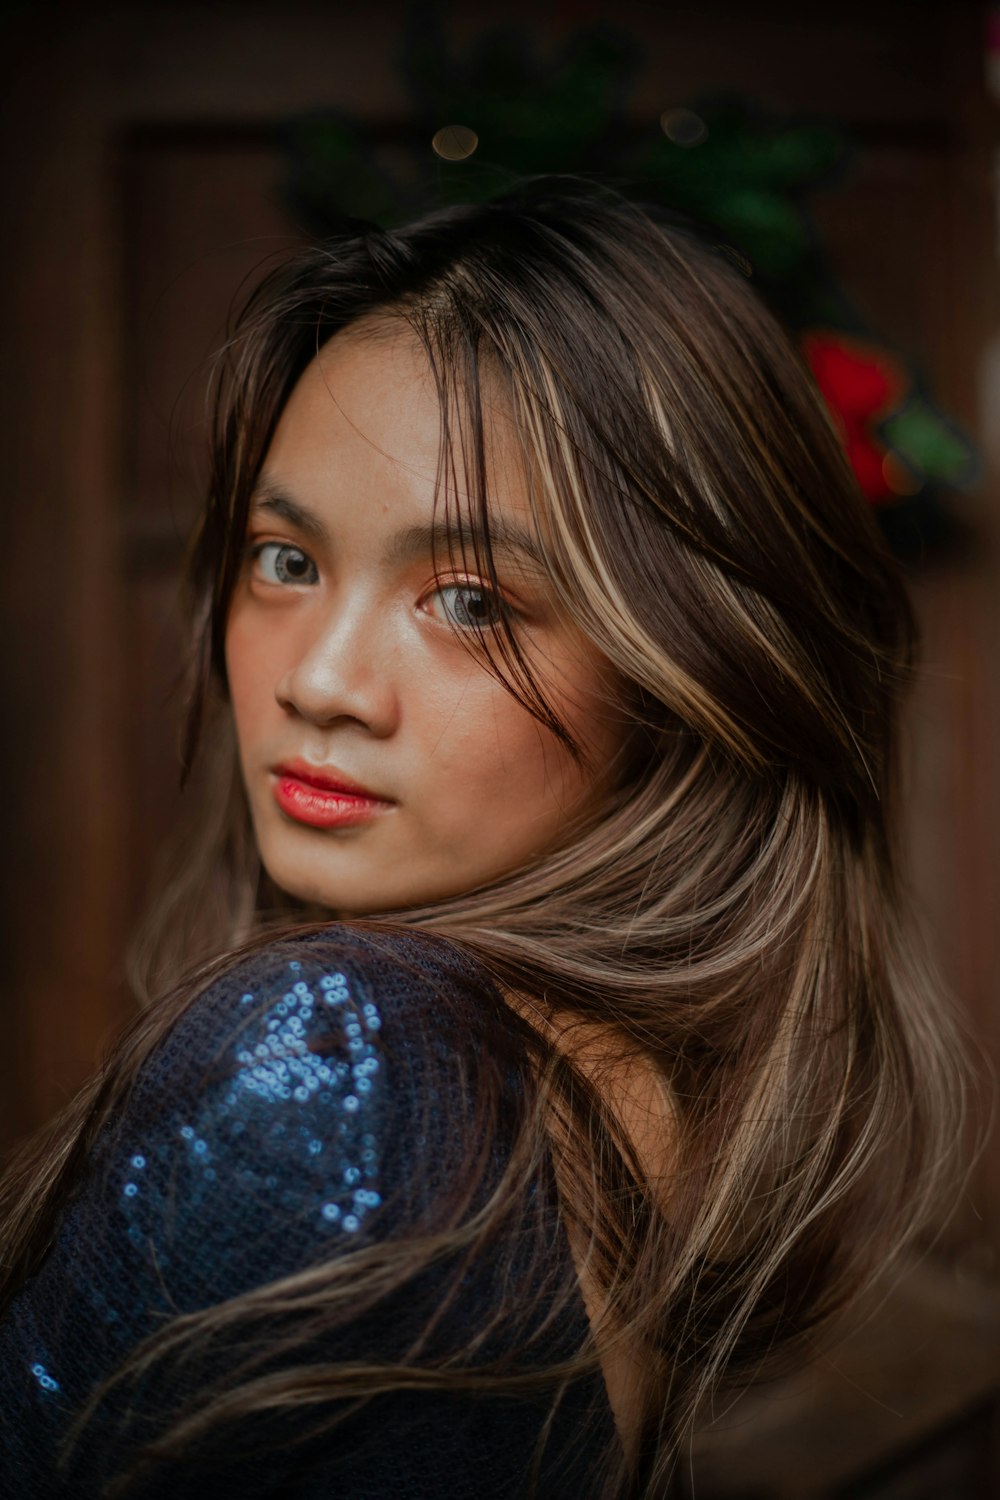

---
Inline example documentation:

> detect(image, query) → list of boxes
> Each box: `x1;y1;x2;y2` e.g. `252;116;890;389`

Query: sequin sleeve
0;927;618;1498
106;941;391;1311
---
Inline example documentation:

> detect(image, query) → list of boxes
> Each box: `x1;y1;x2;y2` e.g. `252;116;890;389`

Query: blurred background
0;1;998;1494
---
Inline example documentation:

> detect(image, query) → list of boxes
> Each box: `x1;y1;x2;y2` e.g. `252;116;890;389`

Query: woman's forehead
243;326;547;590
273;322;540;538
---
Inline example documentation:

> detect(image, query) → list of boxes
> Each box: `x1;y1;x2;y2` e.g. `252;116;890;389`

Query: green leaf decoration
880;397;980;488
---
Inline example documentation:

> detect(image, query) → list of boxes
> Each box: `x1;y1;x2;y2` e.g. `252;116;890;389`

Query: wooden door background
1;4;998;1473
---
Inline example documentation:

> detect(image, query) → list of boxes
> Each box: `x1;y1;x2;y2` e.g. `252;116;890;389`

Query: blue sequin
29;1361;61;1394
123;1183;138;1198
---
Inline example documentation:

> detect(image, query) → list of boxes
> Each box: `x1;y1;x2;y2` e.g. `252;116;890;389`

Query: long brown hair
0;178;974;1496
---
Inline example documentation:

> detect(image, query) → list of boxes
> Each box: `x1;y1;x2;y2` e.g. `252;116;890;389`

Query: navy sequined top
0;926;619;1497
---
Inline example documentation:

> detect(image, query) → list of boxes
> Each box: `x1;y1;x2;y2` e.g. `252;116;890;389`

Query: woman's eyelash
425;583;515;632
248;542;319;586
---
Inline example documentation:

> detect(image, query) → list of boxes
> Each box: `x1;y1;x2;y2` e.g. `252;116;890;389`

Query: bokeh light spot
431;125;479;161
660;108;708;147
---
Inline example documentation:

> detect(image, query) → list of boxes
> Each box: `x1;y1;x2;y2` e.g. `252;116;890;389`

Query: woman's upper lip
273;758;392;801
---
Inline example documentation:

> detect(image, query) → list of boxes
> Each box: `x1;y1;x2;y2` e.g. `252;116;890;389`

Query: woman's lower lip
272;775;393;829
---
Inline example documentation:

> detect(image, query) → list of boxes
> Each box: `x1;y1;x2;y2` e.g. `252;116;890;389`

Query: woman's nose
275;595;400;737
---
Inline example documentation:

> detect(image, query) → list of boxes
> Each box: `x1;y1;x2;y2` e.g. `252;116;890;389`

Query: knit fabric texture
0;925;618;1497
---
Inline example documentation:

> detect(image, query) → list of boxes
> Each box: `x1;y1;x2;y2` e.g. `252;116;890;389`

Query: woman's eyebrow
249;487;330;547
385;519;545;569
249;484;544;569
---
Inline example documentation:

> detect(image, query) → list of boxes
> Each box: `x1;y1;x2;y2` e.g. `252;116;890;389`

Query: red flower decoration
801;331;912;504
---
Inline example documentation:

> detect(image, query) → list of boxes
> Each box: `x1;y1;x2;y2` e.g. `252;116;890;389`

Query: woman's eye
250;542;319;586
426;584;506;632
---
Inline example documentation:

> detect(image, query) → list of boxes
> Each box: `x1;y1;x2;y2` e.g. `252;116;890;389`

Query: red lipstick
271;759;394;830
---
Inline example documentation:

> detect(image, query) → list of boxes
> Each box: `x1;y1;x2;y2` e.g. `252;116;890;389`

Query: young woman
0;179;970;1498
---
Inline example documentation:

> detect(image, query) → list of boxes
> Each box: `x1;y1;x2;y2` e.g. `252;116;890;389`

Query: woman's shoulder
128;922;518;1170
102;924;520;1308
0;928;620;1495
0;925;542;1396
145;922;508;1096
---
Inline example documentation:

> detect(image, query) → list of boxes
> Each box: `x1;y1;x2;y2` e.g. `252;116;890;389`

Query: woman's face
225;319;625;913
